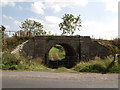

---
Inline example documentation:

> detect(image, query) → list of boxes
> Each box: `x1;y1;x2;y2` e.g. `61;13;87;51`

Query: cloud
79;20;118;40
28;17;61;34
3;14;21;26
0;0;15;7
4;25;10;30
44;0;119;13
44;16;62;28
74;0;88;6
31;2;45;14
44;16;63;34
45;0;88;12
102;0;119;12
2;15;14;20
14;20;21;25
17;5;22;10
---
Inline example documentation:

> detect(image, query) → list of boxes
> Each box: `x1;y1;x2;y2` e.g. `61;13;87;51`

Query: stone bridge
16;35;112;68
22;36;81;68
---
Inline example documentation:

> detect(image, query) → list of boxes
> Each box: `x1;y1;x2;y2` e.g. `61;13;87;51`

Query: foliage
1;52;51;71
0;25;6;31
2;52;24;70
59;14;81;35
109;63;120;73
0;25;7;40
2;37;120;73
73;56;120;73
20;19;46;36
1;52;120;73
52;67;71;72
3;36;28;52
1;52;70;72
2;52;20;65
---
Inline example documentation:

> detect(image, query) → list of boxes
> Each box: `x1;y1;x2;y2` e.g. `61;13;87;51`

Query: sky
0;0;119;40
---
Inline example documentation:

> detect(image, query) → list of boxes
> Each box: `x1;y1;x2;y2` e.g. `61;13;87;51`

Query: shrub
2;52;51;71
2;52;20;66
2;52;27;69
3;37;28;52
73;56;120;73
108;62;120;73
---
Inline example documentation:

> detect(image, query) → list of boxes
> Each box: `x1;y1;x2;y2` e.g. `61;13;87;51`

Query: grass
72;56;120;73
49;47;59;53
2;52;120;73
1;52;48;71
48;45;66;61
1;52;73;72
3;36;29;52
1;36;120;73
51;67;72;73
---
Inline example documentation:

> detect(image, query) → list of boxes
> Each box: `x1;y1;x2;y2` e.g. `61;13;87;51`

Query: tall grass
1;52;72;72
1;52;51;71
73;56;120;73
3;37;29;52
1;52;120;73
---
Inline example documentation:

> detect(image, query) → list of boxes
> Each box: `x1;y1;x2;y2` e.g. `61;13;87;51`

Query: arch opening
48;44;66;61
46;43;78;69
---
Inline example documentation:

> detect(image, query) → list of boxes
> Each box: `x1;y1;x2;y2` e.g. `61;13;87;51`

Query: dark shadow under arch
45;43;78;68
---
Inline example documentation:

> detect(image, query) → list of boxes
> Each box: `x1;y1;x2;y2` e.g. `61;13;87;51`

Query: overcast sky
0;0;119;40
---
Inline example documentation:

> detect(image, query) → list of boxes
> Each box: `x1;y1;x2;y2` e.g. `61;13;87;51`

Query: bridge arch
46;43;77;57
22;36;81;68
45;43;78;68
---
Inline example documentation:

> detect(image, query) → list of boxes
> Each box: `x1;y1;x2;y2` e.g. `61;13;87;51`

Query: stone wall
16;36;113;62
80;36;112;60
21;36;81;66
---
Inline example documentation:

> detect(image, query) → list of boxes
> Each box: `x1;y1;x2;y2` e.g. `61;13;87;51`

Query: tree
59;14;82;35
0;25;6;32
0;25;6;38
20;19;46;36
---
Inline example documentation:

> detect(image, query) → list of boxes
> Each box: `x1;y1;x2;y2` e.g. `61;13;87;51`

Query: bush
3;37;28;52
2;52;20;66
80;64;106;73
2;52;51;71
73;63;106;73
73;56;120;73
108;63;120;73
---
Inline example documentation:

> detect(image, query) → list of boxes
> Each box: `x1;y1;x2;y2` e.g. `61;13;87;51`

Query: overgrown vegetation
1;52;51;71
1;52;71;72
73;56;120;73
3;37;29;52
1;26;120;73
1;52;120;73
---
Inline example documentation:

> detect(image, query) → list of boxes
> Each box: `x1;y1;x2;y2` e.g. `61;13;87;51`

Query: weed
73;56;120;73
